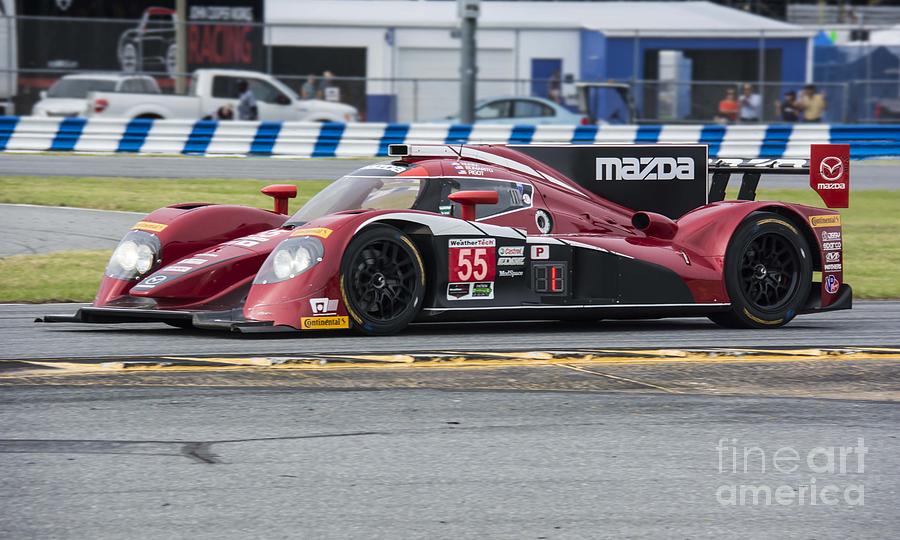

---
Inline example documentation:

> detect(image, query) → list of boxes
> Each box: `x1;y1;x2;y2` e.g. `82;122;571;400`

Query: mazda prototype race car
41;143;852;335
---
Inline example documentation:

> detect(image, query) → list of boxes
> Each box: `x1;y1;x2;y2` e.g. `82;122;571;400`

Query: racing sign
810;144;850;209
516;145;708;218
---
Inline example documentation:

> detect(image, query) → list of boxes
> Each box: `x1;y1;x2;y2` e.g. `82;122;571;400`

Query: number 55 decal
449;238;496;282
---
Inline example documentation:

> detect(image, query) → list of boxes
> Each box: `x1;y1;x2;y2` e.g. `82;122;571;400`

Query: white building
265;0;809;122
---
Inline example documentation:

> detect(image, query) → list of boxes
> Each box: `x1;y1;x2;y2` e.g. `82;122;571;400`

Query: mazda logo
820;156;844;182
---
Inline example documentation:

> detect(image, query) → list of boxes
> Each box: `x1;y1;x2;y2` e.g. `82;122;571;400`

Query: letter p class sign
810;144;850;208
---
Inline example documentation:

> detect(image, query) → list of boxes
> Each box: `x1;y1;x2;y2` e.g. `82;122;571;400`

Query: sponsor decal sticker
134;274;167;288
309;297;339;316
301;316;349;330
449;238;496;283
819;156;844;182
825;274;840;294
809;215;841;228
361;163;408;174
472;282;493;298
596;157;695;181
498;246;525;257
446;281;494;301
530;245;550;260
498;269;524;278
823;241;842;251
133;221;167;233
451;162;494;176
825;263;842;272
825;252;841;263
290;227;333;239
447;282;470;299
821;230;841;241
225;229;284;247
498;257;525;266
449;238;495;248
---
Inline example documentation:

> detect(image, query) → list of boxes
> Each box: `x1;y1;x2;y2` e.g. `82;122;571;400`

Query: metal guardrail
1;117;898;159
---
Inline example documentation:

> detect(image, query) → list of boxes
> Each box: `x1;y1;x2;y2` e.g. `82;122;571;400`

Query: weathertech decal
290;227;333;239
809;215;841;228
132;221;167;233
301;316;349;330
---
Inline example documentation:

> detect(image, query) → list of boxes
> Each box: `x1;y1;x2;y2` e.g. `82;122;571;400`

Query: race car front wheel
709;211;812;329
340;225;426;336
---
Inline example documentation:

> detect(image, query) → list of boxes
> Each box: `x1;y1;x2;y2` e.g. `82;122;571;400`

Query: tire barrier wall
1;117;898;159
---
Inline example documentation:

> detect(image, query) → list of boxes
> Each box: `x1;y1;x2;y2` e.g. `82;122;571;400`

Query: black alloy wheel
739;233;801;311
341;225;425;335
710;211;812;329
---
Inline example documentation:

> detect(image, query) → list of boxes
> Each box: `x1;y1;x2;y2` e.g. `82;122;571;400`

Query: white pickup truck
85;69;359;122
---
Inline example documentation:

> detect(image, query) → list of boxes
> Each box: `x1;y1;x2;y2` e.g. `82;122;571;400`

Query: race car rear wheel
709;211;812;329
340;225;426;336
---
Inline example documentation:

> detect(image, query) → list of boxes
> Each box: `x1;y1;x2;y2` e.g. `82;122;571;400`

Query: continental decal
133;221;168;233
290;227;333;239
809;215;841;228
301;316;349;330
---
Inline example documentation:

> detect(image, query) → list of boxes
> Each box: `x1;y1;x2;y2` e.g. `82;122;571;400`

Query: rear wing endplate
708;144;850;209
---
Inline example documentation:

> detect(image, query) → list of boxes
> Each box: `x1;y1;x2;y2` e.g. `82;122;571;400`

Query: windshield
288;176;428;225
286;162;535;226
47;79;117;98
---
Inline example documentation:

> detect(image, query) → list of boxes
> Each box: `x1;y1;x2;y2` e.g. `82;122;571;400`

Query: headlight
255;236;324;284
114;241;139;271
106;230;161;280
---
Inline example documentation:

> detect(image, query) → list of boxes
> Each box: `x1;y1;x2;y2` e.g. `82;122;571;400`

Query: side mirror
448;190;498;221
275;94;291;105
40;90;47;99
261;184;297;215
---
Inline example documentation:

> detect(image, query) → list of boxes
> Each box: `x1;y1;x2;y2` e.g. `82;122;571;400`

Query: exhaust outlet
632;211;678;240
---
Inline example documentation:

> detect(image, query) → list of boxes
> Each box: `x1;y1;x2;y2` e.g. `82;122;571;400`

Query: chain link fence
2;14;898;123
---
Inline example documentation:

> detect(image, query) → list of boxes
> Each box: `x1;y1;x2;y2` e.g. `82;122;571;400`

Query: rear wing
709;144;850;208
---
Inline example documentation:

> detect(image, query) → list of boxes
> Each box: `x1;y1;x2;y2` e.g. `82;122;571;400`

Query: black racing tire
339;225;426;336
709;211;812;329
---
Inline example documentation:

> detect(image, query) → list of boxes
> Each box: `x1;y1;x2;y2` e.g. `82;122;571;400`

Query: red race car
41;143;851;335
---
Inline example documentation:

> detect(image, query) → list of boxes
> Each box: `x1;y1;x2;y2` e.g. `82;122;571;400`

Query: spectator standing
300;74;317;100
716;88;739;123
236;79;258;121
548;70;562;104
319;70;341;103
739;83;761;122
798;84;826;122
775;91;800;122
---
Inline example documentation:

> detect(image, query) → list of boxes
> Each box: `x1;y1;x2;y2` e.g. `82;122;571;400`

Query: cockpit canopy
286;161;534;226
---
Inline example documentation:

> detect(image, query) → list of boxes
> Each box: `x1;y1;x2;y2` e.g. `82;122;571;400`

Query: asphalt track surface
4;301;899;360
2;153;899;189
1;385;897;539
0;204;141;257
